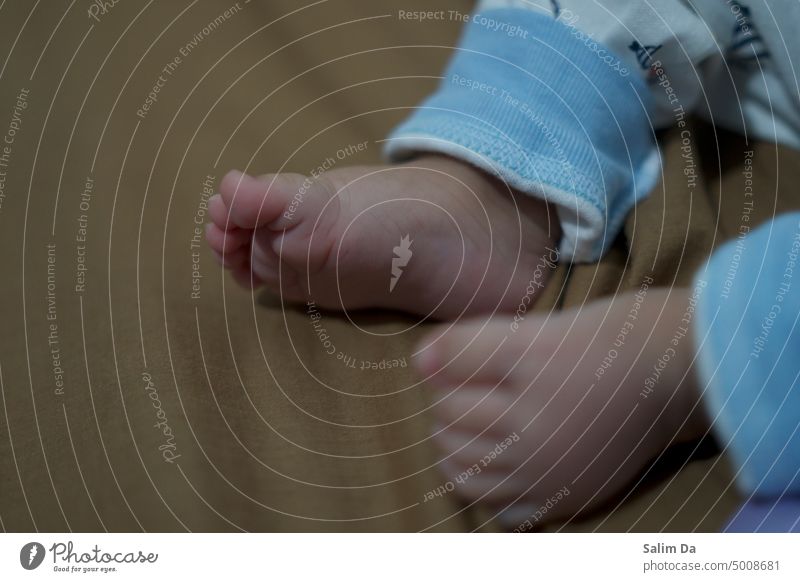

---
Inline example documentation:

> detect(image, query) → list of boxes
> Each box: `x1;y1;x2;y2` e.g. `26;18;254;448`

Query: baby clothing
695;213;800;522
387;0;800;261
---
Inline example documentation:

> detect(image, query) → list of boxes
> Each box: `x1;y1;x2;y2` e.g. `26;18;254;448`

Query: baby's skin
206;158;707;527
416;287;708;527
205;155;558;320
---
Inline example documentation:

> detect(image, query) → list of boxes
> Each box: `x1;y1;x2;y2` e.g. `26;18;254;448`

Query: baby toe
433;386;517;434
230;264;264;290
211;246;248;270
251;259;298;287
219;170;308;230
205;223;250;254
208;194;236;230
417;320;527;386
436;454;525;504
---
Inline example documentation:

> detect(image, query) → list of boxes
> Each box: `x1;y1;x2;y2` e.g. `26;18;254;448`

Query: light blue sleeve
384;8;660;262
694;213;800;497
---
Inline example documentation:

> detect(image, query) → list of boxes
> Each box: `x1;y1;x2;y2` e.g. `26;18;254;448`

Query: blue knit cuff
694;213;800;497
384;8;660;262
726;498;800;532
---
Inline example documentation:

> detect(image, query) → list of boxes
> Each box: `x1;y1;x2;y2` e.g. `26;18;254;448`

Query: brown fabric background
0;0;797;532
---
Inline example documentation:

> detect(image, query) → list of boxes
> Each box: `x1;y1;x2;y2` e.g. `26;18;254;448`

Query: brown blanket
1;0;797;532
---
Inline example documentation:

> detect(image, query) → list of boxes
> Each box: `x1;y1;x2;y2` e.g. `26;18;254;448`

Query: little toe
231;264;264;290
205;223;250;254
211;246;248;270
251;259;298;287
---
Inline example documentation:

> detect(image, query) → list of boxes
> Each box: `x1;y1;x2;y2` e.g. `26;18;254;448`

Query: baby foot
415;286;709;527
205;155;559;319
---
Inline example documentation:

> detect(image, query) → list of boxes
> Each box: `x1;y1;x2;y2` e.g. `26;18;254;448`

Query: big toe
416;320;530;387
219;169;309;230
